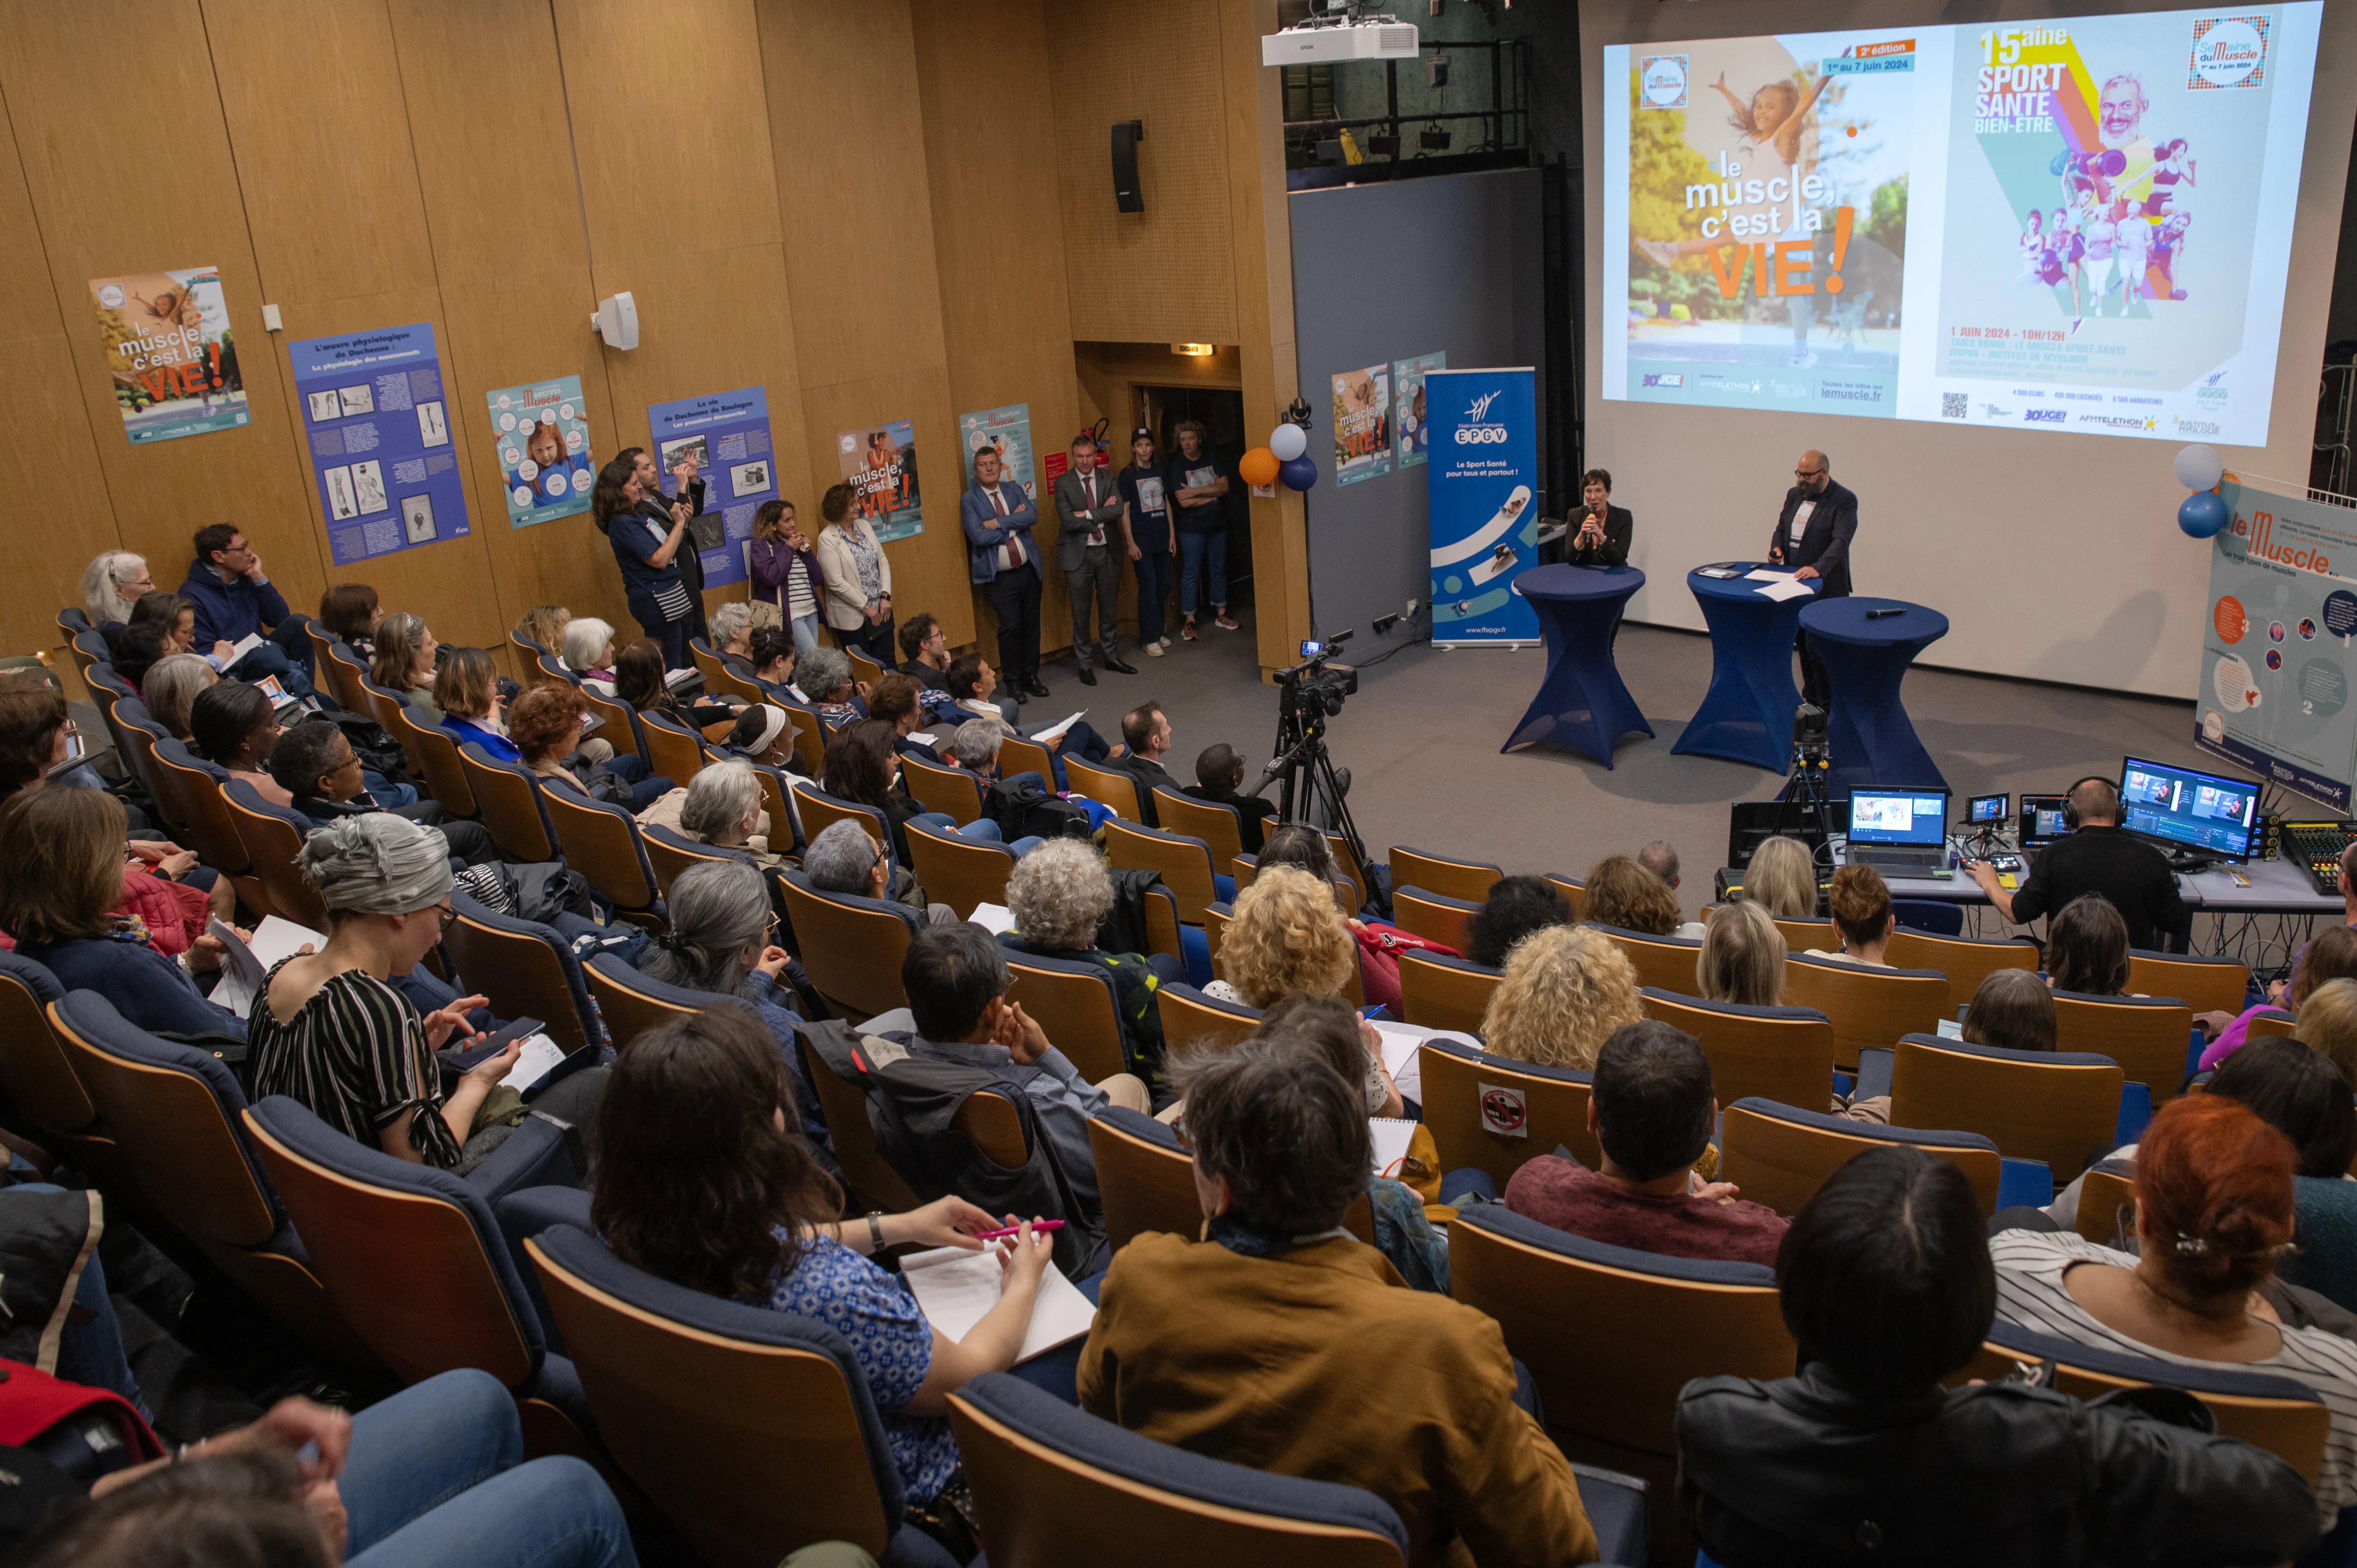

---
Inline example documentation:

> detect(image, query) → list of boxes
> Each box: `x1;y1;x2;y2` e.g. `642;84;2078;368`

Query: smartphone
447;1016;544;1073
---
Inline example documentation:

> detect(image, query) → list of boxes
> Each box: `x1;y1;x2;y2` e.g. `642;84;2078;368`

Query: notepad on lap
967;902;1017;936
900;1244;1097;1363
1369;1117;1417;1176
1366;1019;1477;1108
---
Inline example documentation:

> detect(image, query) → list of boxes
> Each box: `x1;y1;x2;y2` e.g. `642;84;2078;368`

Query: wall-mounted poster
287;323;470;567
89;266;248;444
1393;352;1446;469
647;386;775;589
838;418;924;542
1332;363;1391;485
959;403;1037;502
487;376;593;528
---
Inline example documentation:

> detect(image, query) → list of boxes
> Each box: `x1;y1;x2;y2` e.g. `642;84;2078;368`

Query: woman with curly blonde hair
1481;923;1644;1070
1204;866;1358;1007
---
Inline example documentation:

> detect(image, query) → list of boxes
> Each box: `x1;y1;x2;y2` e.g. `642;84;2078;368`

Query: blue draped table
1502;564;1653;767
1673;563;1822;771
1798;596;1950;795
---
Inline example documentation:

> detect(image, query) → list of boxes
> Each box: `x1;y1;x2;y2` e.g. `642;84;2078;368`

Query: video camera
1277;630;1358;721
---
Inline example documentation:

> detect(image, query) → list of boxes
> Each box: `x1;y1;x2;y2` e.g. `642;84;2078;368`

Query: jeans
226;623;321;702
1178;529;1227;617
913;810;1002;845
1134;548;1174;644
598;753;648;784
790;611;824;657
344;1369;636;1568
628;774;676;813
364;773;418;809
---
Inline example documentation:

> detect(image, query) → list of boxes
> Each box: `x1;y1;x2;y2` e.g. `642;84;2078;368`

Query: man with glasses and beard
1767;449;1856;710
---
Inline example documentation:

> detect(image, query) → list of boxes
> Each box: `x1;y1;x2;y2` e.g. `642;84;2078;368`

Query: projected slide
1600;6;2320;445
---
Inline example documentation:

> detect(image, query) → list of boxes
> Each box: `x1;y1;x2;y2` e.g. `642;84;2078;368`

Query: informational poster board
959;403;1037;502
647;387;776;589
839;419;924;542
1393;352;1446;469
2197;478;2357;808
89;266;248;444
1332;363;1392;485
486;376;593;528
286;323;469;567
1426;368;1541;645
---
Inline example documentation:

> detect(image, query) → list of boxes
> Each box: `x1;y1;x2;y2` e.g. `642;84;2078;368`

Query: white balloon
2173;443;2224;491
1269;423;1307;463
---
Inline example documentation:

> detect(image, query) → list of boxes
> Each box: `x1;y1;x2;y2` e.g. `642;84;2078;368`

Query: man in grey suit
1052;433;1135;686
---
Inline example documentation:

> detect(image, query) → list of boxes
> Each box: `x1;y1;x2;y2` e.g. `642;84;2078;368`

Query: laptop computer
1844;788;1949;872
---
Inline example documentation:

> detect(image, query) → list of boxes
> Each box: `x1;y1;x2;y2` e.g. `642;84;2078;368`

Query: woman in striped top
1991;1093;2357;1530
747;499;825;657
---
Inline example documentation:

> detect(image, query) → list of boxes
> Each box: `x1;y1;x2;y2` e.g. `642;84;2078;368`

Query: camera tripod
1778;707;1838;852
1259;699;1371;884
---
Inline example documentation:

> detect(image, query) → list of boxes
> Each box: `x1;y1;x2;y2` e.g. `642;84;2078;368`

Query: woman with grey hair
706;601;756;661
798;645;864;727
142;652;218;741
251;814;608;1169
79;549;153;639
674;759;785;867
802;818;957;931
560;616;619;693
1002;839;1183;1089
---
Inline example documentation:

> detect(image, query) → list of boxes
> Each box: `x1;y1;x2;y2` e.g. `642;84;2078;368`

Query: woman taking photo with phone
594;446;704;670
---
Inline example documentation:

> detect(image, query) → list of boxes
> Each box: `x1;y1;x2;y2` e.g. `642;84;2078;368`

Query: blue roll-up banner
1426;368;1539;645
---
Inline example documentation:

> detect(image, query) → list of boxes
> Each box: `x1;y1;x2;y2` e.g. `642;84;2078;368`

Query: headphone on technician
2060;775;2120;832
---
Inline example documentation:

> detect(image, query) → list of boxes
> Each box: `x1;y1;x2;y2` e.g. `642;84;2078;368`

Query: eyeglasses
433;902;457;933
1794;467;1825;479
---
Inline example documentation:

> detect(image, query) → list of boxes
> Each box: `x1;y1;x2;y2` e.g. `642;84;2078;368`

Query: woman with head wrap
249;815;607;1169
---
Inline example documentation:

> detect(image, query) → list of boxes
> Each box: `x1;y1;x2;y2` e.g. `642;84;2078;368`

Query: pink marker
972;1220;1066;1241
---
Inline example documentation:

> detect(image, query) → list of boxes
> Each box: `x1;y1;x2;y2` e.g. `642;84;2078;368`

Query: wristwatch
866;1211;885;1251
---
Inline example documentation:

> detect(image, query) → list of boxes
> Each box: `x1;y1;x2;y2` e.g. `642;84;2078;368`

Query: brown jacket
1077;1232;1597;1568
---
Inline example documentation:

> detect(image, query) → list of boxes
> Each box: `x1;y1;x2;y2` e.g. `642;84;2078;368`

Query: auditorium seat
746;759;803;853
1418;1038;1597;1188
2066;1158;2138;1249
579;683;646;766
791;783;894;865
900;754;984;825
320;642;372;713
997;734;1057;791
1889;899;1963;937
2125;949;2249;1018
510;628;551;680
1771;917;1835;952
709;659;766;707
390;705;478;818
954;1087;1030;1168
361;679;432;777
152;739;267;914
1883;927;2039;1013
689;636;728;691
1006;951;1129;1085
1545;874;1586;920
640;822;746;902
845;646;886;689
1889;1034;2123;1178
1395;949;1500;1036
1591;923;1705;994
1638;988;1840;1112
459;742;559;863
1389;846;1503;904
222;779;330;928
780;703;829;778
2050;990;2196;1103
1086;1107;1371;1251
1202;899;1232;972
2246;1009;2298;1041
639;710;711;786
539;785;663;923
1153;788;1244;872
0;953;118;1183
108;695;185;837
534;652;579;689
1717;1097;2002;1217
1063;756;1143;821
778;869;910;1020
902;819;1015;919
797;1030;924;1213
1106;819;1222;927
442;891;601;1054
1391;886;1478;954
1155;983;1259;1054
1781;954;1948;1068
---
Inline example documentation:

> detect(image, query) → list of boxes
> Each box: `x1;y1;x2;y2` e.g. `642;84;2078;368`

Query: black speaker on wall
1112;120;1145;213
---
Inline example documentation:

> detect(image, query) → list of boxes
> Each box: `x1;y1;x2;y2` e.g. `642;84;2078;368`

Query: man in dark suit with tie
961;446;1049;700
1766;449;1856;710
1053;433;1137;687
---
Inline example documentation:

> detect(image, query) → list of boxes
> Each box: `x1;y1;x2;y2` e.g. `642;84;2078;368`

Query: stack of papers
1030;712;1086;747
1745;567;1815;602
900;1244;1098;1363
204;915;327;1018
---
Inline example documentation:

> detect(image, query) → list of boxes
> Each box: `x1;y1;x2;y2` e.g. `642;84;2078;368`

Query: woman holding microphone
1567;468;1632;567
594;447;703;670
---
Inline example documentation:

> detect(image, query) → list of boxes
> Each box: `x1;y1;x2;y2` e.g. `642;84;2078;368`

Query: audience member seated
744;625;806;703
2046;893;2132;995
267;719;496;868
1110;702;1180;826
79;548;154;641
10;1371;639;1568
868;671;947;764
1202;870;1400;1112
1480;923;1644;1071
1694;898;1785;1005
506;683;668;814
251;815;606;1170
616;636;741;730
898;611;950;687
1500;1019;1789;1265
1181;742;1277;853
1637;839;1686;896
0;673;89;804
1461;874;1574;972
513;602;571;657
664;759;787;867
368;612;439;713
2287;977;2357;1090
822;720;1005;865
800;646;866;727
1581;853;1690;938
1804;863;1895;968
801;818;956;931
0;788;247;1043
318;582;382;659
191;680;293;804
714;702;808;781
1963;966;2058;1052
879;923;1151;1215
559;616;619;694
107;616;177;695
2204;924;2357;1068
1002;839;1183;1088
175;523;317;697
142;652;218;741
590;1006;1048;1514
1078;1035;1601;1567
435;646;518;762
941;654;1110;763
1677;1145;2316;1565
706;600;755;663
1743;834;1819;919
1992;1093;2357;1531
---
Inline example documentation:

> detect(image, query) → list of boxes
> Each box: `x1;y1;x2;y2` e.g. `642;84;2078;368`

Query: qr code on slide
1941;394;1967;419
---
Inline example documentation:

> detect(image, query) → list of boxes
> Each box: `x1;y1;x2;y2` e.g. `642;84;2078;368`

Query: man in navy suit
961;446;1049;701
1767;449;1857;710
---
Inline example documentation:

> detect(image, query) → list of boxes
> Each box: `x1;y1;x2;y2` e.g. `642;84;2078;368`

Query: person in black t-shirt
1169;420;1238;640
1117;427;1177;656
1183;741;1277;854
1965;777;2191;951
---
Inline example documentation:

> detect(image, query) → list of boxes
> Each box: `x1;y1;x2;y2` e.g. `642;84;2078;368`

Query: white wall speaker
592;292;639;351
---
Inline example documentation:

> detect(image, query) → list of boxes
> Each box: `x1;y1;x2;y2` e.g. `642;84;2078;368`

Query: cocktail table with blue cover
1797;596;1950;795
1503;563;1652;767
1674;563;1822;772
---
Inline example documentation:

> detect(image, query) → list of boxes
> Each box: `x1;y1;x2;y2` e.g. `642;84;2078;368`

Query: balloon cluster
1240;420;1317;492
2172;444;2228;539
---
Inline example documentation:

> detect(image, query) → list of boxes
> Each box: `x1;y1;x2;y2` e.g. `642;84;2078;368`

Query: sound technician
1766;449;1855;709
1964;776;2191;952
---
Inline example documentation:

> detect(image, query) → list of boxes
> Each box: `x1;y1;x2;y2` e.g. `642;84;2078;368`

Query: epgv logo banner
1427;368;1539;643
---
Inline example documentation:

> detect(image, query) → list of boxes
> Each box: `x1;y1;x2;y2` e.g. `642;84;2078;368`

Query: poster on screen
2196;479;2357;810
959;404;1037;502
288;323;470;568
1602;5;2322;445
840;420;924;542
648;387;775;588
487;377;593;528
1332;365;1392;485
1393;352;1446;469
89;267;248;444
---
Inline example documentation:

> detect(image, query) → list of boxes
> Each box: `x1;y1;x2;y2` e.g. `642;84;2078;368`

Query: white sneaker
1158;636;1172;648
1145;642;1164;657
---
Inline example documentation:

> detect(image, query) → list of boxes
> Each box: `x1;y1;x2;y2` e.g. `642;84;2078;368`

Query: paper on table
1755;578;1817;602
499;1033;568;1091
967;902;1017;936
1743;568;1796;582
900;1243;1097;1363
1031;712;1086;746
1370;1117;1417;1176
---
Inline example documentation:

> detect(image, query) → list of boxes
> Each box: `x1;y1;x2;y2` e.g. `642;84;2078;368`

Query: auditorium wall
0;0;1312;678
1579;0;2357;699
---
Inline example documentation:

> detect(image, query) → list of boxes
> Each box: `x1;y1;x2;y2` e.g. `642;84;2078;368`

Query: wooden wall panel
1042;0;1238;345
0;0;324;624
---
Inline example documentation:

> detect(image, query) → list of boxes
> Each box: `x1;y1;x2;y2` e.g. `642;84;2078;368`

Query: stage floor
1113;614;2210;920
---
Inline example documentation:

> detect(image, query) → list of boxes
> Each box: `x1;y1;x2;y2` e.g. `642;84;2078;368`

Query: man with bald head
1767;449;1857;708
1965;775;2190;952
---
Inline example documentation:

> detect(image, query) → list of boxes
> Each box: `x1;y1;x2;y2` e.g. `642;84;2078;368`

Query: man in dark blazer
1766;449;1856;709
1053;433;1136;686
1567;467;1632;567
960;446;1048;700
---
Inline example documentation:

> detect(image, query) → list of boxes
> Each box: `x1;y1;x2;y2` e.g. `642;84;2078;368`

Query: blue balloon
2178;489;2230;539
1279;455;1319;491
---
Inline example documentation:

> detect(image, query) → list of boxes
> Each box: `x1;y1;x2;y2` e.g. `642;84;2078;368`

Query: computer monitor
1964;792;2008;825
2117;754;2261;861
1845;788;1950;847
2020;793;2071;847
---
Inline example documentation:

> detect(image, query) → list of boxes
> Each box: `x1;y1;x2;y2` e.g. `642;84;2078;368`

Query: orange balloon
1239;447;1280;487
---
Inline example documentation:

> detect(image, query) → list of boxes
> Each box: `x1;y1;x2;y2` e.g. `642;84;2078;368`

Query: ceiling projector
1262;18;1420;66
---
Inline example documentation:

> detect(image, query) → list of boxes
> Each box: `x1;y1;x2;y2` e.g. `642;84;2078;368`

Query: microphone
1865;607;1904;620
